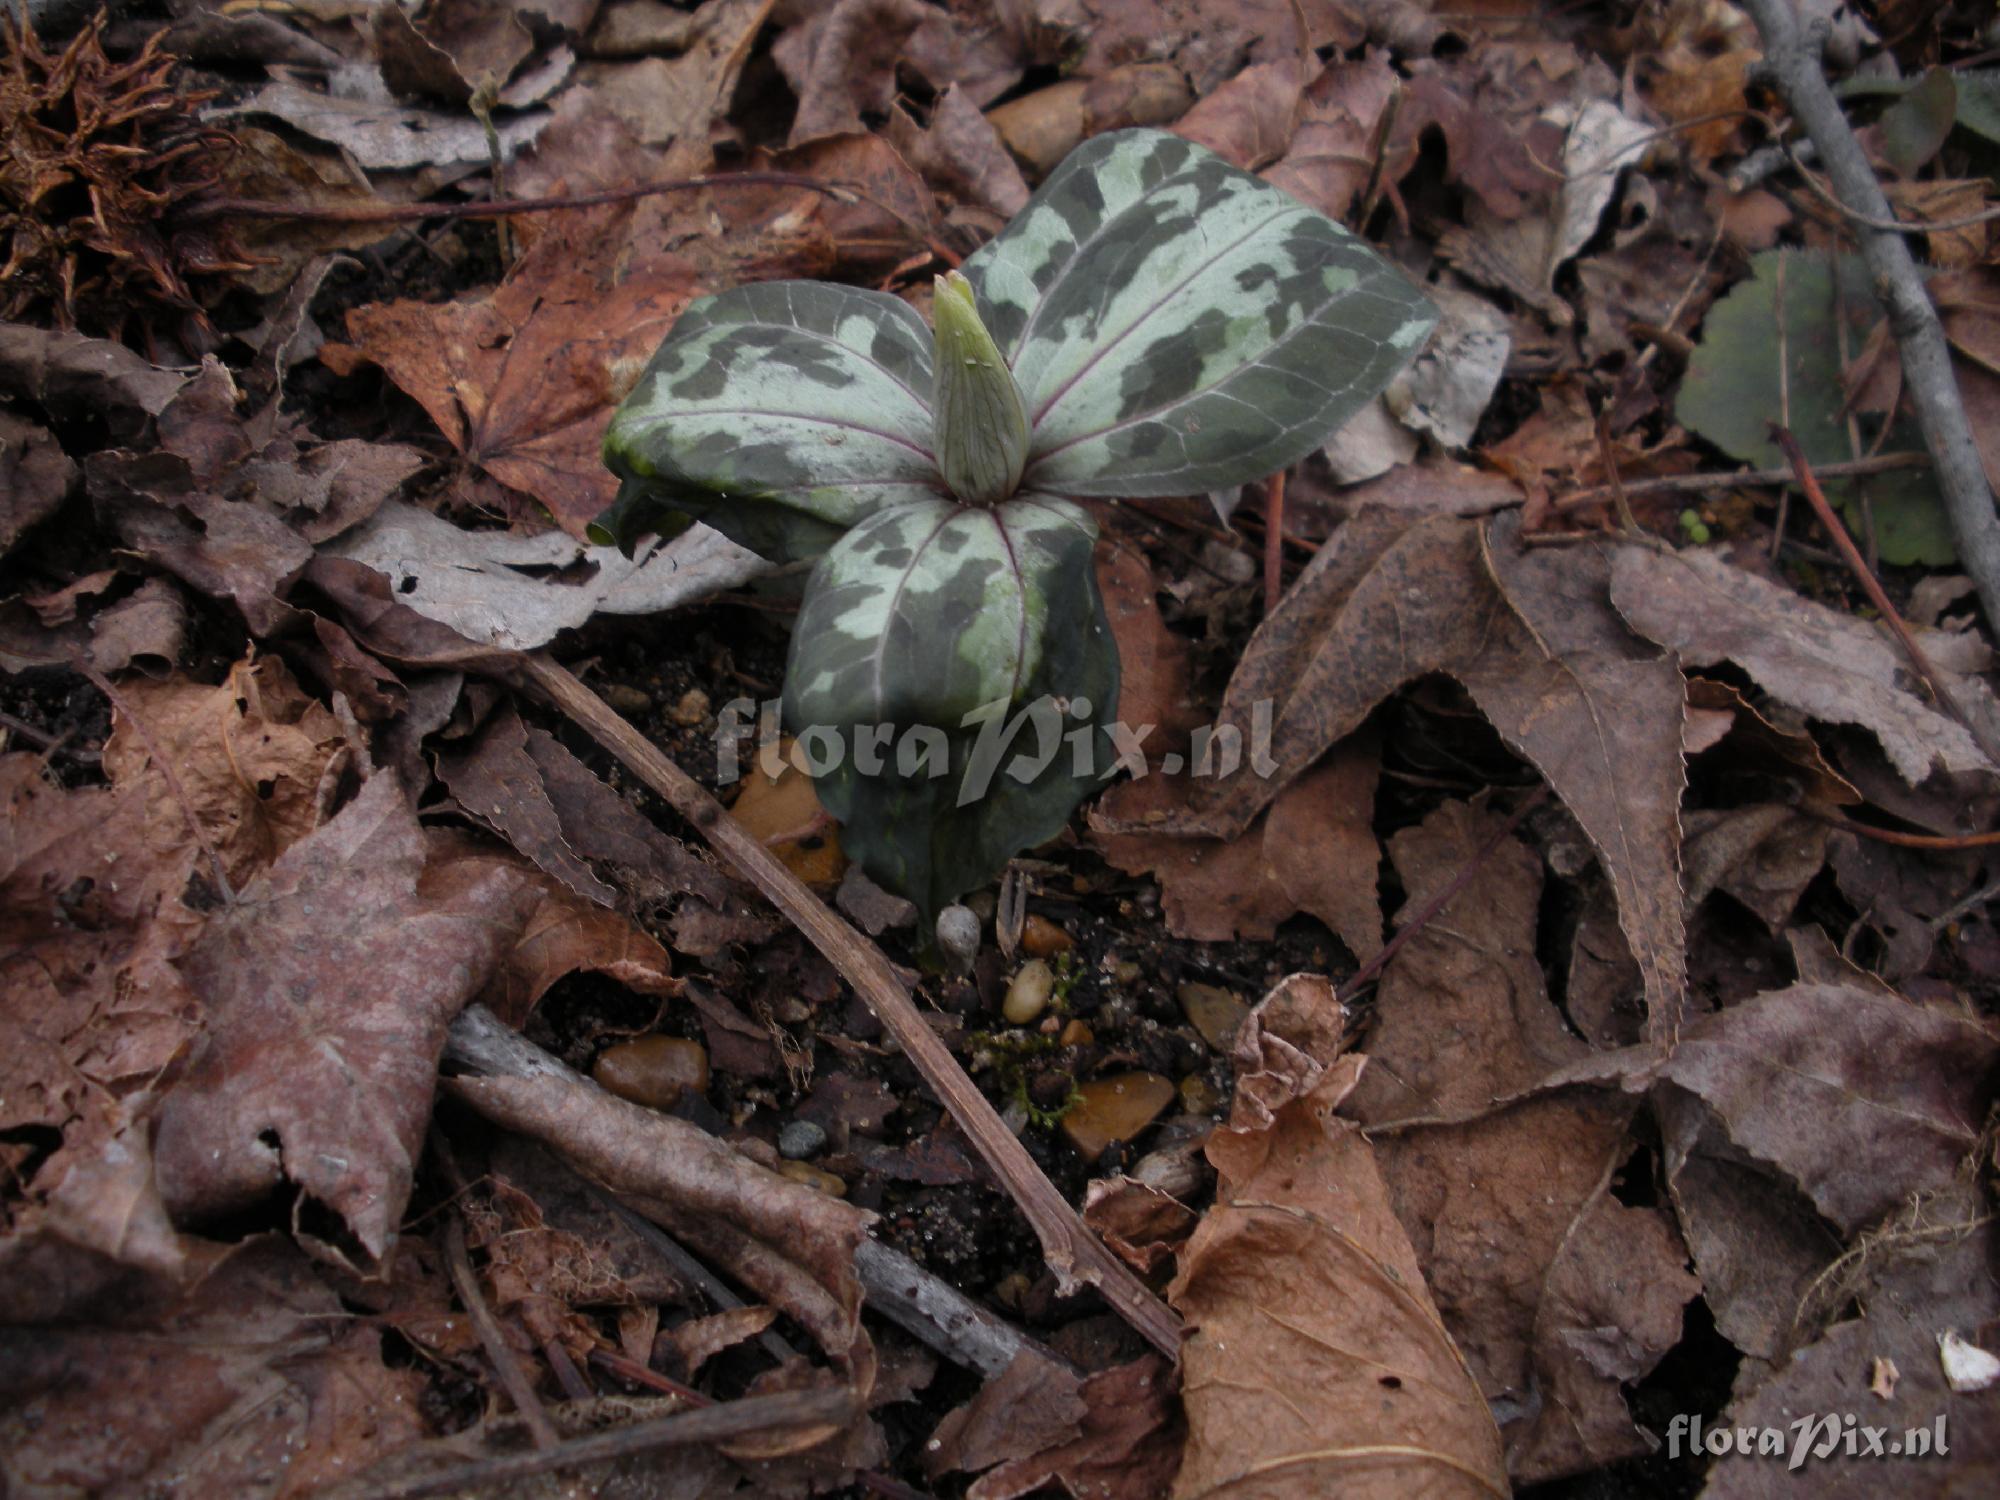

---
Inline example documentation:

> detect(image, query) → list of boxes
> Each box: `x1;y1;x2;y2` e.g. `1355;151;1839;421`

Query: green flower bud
931;269;1030;506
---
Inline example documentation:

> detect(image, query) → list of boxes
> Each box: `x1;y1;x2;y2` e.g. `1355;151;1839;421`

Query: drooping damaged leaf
962;128;1438;498
783;496;1118;923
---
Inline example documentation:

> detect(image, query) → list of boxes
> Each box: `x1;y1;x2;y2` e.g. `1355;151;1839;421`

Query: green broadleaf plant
598;129;1437;927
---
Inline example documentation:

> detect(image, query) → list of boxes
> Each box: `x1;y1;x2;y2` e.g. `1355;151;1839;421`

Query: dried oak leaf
775;0;932;144
1704;1175;2000;1498
1610;542;2000;786
153;771;544;1273
1181;510;1687;1036
320;208;696;536
1340;803;1697;1482
0;1240;429;1498
1653;982;2000;1237
1169;975;1509;1499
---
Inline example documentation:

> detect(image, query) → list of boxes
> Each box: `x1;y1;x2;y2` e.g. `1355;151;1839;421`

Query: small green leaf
1879;67;1957;178
782;496;1118;922
1676;249;1953;566
961;128;1437;498
599;281;946;561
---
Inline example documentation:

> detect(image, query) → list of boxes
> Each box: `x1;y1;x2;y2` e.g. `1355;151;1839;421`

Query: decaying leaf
1170;975;1510;1499
1610;543;2000;786
322;208;696;536
153;772;543;1273
1654;983;1999;1237
1180;510;1688;1033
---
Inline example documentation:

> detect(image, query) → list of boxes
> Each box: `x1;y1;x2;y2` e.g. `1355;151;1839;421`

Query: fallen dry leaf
926;1347;1088;1479
1169;974;1509;1499
326;499;767;651
1172;58;1303;171
1705;1174;2000;1497
1654;983;1999;1236
0;1240;429;1497
1611;543;2000;786
101;655;349;890
970;1354;1182;1500
775;0;932;144
152;771;543;1273
576;0;772;162
217;78;550;173
1181;510;1688;1033
886;83;1030;219
320;207;696;536
1340;803;1696;1480
1262;54;1398;222
0;408;73;555
1093;743;1383;955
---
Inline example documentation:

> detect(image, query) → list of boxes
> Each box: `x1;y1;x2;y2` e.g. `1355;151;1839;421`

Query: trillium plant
597;129;1436;928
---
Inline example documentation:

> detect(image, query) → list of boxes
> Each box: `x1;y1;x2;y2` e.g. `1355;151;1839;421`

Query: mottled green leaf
1676;249;1953;566
961;128;1437;498
782;496;1118;922
598;281;946;562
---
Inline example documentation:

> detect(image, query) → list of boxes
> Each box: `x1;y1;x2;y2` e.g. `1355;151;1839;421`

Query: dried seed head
930;270;1029;506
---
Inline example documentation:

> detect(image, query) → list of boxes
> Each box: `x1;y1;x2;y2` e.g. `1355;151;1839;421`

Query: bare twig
1740;0;2000;625
442;1004;1066;1381
186;171;846;225
518;654;1181;1358
442;1214;562;1451
1553;452;1929;513
322;1386;855;1500
587;1353;938;1500
1770;426;2000;767
1807;811;2000;850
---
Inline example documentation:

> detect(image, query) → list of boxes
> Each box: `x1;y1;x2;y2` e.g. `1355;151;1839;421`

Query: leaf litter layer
5;1;2000;1497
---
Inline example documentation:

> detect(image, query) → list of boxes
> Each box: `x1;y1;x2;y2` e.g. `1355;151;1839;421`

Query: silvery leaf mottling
597;128;1437;921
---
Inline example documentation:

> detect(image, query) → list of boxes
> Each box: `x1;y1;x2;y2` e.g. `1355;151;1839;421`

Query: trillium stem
931;270;1031;505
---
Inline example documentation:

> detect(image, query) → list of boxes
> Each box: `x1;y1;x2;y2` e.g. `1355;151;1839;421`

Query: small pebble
1021;914;1074;957
1178;982;1250;1053
1003;959;1055;1023
1059;1019;1093;1048
593;1036;710;1109
1178;1074;1220;1115
778;1119;828;1160
670;688;711;726
601;683;652;715
1112;959;1142;985
936;904;980;975
774;1160;846;1197
1060;1072;1175;1159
